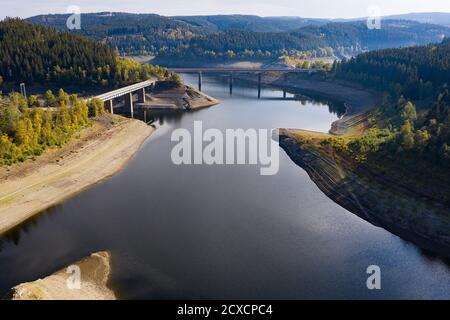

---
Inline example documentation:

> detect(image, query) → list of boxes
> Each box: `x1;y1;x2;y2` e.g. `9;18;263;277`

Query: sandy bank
136;81;219;111
0;115;154;235
9;251;116;300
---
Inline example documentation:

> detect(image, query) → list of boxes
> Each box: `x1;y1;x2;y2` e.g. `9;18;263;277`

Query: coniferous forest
26;13;450;59
0;19;171;88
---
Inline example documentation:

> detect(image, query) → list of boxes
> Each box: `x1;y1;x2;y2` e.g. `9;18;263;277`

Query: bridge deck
95;79;156;102
168;68;317;73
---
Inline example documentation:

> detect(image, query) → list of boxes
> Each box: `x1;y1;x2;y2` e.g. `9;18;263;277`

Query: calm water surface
0;74;449;299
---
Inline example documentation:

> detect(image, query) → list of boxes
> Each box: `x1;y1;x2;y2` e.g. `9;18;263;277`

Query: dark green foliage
0;18;117;86
0;19;170;88
27;13;204;57
334;39;450;100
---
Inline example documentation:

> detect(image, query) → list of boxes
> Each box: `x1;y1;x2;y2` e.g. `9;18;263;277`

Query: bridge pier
125;92;134;118
198;72;203;92
229;73;234;95
137;88;146;103
258;73;262;99
105;99;114;114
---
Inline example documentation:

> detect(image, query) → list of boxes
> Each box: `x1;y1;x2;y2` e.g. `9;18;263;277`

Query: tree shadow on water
0;205;59;252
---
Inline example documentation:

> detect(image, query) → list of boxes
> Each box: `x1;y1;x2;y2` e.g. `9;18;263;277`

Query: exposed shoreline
279;129;450;258
9;251;116;300
0;115;154;236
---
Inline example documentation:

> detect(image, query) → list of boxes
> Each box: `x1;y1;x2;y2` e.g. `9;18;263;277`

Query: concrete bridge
94;79;156;118
168;68;317;98
92;68;316;115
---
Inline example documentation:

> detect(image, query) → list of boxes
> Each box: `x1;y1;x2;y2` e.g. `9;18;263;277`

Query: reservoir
0;74;449;299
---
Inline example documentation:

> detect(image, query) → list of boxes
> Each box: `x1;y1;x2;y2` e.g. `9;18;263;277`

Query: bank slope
279;129;450;256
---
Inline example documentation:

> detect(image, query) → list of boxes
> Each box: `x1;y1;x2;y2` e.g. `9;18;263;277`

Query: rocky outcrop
9;251;116;300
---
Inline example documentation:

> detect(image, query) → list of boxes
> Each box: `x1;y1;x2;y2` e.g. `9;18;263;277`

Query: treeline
27;13;203;57
0;90;106;165
0;19;172;89
174;15;326;33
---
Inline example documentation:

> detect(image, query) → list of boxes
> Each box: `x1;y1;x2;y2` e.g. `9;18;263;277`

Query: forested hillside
27;13;204;56
334;38;450;100
26;13;450;59
329;39;450;170
177;29;328;59
0;19;177;165
174;15;326;32
0;19;170;88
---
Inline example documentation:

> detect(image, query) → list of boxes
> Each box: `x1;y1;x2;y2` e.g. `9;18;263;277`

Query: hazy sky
1;0;450;20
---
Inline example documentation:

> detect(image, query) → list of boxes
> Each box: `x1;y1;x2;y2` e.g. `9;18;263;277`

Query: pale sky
1;0;450;20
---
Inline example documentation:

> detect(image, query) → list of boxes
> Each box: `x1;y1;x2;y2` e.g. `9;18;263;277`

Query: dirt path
0;115;154;235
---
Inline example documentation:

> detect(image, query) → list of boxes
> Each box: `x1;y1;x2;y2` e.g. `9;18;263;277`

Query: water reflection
0;74;449;299
0;206;60;251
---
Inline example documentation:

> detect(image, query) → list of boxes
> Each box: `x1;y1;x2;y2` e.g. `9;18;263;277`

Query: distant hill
331;38;450;178
384;12;450;27
25;12;450;59
300;20;449;50
174;15;327;32
335;37;450;99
